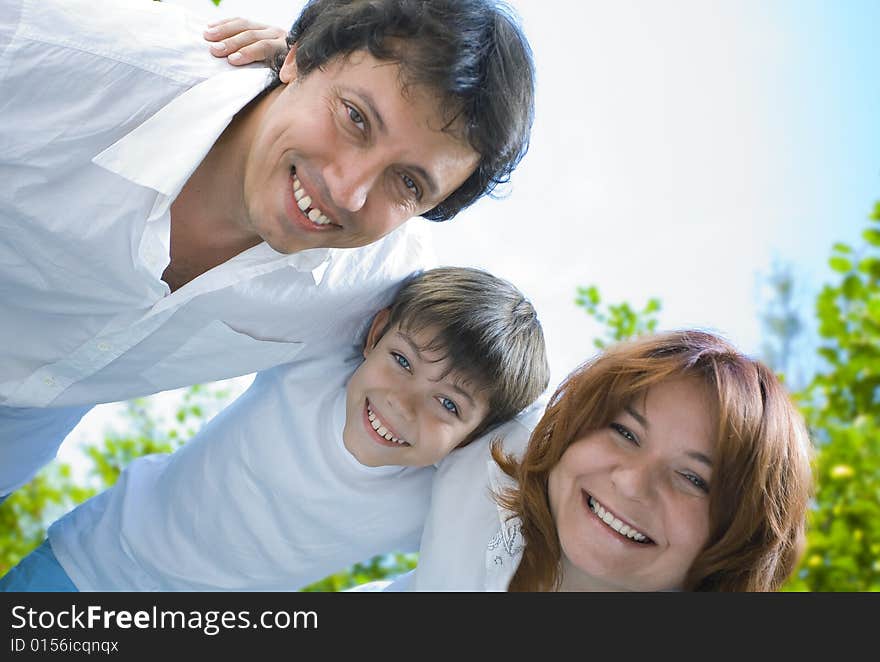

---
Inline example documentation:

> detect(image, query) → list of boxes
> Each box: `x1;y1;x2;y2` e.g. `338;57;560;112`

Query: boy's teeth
297;195;311;211
367;406;409;446
588;496;650;542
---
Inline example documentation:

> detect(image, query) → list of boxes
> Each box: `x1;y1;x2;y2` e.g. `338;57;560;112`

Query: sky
58;0;880;466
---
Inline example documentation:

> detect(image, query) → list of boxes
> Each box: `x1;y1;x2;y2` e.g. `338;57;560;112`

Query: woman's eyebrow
687;451;713;469
624;404;648;429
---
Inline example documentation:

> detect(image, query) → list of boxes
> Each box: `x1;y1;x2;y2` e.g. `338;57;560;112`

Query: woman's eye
681;472;709;493
610;422;638;445
345;103;366;131
391;352;411;372
439;397;459;416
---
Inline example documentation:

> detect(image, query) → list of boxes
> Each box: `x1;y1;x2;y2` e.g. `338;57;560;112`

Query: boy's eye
438;397;459;417
610;422;639;445
391;352;411;372
345;103;366;132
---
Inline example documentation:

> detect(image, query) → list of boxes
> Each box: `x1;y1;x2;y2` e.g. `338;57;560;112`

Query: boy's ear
363;308;392;358
279;46;299;84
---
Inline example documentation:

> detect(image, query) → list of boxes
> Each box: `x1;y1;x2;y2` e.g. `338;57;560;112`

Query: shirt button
96;341;111;352
43;376;56;387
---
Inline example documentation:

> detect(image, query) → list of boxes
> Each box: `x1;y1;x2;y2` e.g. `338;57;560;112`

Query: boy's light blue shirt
48;356;436;591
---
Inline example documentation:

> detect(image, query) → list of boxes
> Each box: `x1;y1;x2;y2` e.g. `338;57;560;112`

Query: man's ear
363;308;392;358
279;46;299;84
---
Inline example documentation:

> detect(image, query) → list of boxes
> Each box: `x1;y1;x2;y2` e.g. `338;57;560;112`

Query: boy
1;268;549;591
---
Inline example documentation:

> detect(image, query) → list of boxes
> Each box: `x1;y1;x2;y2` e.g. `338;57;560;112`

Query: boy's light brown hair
380;266;549;444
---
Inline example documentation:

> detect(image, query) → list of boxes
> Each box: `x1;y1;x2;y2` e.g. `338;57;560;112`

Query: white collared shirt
0;0;433;492
391;402;545;591
48;354;435;591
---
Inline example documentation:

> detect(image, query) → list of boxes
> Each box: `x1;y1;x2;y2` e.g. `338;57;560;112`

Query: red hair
493;330;814;591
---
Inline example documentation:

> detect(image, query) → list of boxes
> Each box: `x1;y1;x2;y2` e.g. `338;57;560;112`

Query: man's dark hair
270;0;535;222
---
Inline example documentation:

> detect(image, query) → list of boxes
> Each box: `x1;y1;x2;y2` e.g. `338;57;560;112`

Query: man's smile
285;166;343;233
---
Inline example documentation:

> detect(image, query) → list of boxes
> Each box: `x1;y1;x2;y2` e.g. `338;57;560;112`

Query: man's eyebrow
396;332;476;408
352;87;387;134
351;87;440;198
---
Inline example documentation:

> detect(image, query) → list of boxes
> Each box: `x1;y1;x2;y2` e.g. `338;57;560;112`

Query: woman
383;329;813;591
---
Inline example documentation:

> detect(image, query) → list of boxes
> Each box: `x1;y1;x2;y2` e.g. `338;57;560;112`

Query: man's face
241;50;480;253
343;310;490;468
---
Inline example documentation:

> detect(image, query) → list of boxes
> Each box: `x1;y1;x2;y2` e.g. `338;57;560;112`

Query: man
0;0;535;497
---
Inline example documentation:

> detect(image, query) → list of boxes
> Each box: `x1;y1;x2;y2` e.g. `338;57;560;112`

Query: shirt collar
92;65;331;282
92;66;272;197
485;458;525;591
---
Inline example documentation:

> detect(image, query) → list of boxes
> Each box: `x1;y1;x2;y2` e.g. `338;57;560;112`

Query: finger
205;16;239;29
226;40;286;66
209;28;287;58
204;18;274;41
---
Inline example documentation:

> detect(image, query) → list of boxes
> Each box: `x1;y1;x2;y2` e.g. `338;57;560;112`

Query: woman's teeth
367;407;410;446
588;496;651;543
292;174;333;226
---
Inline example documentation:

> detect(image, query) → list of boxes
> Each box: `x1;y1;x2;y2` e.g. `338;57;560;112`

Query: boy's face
343;310;490;468
241;49;479;255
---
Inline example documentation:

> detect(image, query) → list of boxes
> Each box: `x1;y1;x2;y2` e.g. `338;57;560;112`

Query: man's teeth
367;407;409;445
292;174;333;225
588;496;649;542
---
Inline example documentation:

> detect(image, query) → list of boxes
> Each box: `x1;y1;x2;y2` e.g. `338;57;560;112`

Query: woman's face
547;377;715;591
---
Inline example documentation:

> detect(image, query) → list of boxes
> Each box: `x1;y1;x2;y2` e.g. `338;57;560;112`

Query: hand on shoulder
204;17;287;66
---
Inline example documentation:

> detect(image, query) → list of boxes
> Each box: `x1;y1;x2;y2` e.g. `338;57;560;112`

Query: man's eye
401;173;420;199
610;422;639;445
439;397;459;416
345;103;366;131
391;352;411;372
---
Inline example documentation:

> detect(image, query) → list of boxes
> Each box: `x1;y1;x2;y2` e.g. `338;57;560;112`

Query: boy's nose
386;391;416;423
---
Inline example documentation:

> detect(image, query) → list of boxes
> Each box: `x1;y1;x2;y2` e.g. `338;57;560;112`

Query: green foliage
575;285;662;348
784;201;880;591
301;553;418;591
575;199;880;592
0;466;95;575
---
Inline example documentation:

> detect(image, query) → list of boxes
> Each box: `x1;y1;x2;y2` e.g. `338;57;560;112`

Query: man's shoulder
13;0;228;85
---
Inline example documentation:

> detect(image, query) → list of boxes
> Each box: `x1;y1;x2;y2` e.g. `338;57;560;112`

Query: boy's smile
364;398;412;448
342;310;489;468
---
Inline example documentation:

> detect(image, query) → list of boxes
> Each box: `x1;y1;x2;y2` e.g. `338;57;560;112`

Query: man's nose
324;153;383;213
